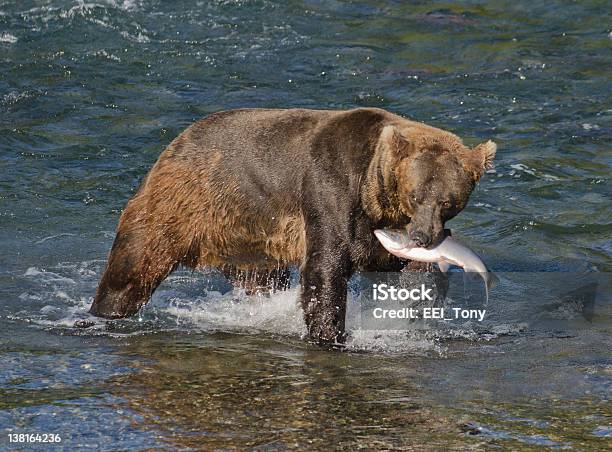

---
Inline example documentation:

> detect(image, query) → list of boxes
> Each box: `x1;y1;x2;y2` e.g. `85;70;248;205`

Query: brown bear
89;108;496;345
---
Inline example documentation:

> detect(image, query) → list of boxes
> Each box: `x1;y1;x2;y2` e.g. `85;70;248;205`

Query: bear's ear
379;125;415;158
463;140;497;181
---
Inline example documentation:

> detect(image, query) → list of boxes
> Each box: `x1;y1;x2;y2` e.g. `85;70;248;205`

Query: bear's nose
410;231;431;248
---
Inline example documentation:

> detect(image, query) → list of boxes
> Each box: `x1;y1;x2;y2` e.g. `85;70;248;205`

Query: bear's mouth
402;227;449;250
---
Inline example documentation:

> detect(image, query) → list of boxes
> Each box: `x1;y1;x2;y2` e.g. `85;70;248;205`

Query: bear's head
365;124;496;248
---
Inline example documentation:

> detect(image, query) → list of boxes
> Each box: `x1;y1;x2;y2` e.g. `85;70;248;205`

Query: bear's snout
409;230;432;248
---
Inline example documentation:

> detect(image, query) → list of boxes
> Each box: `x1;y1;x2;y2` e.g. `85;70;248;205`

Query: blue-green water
0;1;610;449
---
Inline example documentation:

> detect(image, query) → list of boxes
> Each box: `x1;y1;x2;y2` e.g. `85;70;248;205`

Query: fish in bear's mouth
374;228;498;302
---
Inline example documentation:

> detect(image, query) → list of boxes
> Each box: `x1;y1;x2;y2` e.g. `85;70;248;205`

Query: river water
0;0;610;449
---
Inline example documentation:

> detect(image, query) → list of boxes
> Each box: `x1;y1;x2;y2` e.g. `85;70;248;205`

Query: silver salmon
374;229;498;301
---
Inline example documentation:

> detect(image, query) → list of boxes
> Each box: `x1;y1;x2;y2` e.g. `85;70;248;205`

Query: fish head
373;229;415;255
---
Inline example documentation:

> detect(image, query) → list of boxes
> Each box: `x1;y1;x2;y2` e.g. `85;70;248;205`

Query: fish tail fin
437;261;450;273
483;271;500;304
487;272;500;290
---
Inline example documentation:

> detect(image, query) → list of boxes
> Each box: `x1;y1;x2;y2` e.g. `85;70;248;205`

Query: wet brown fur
90;107;495;343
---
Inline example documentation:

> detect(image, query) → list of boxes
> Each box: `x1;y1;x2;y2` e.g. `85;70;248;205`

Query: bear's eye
411;194;418;203
441;200;452;209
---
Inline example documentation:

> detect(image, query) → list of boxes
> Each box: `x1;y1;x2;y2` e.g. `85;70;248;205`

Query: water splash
13;263;529;354
0;32;18;43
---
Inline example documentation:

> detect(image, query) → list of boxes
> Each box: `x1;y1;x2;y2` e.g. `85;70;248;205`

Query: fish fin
486;272;500;291
482;271;500;305
437;261;450;273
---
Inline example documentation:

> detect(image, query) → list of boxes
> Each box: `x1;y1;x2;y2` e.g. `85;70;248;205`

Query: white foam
17;263;526;353
118;0;139;10
156;288;454;353
510;163;536;176
34;233;77;244
24;267;76;284
90;49;122;62
581;123;600;131
160;288;307;338
347;330;441;354
0;33;17;43
119;30;150;43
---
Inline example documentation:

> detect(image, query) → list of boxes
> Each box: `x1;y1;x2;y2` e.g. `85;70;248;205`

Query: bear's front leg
300;225;351;346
